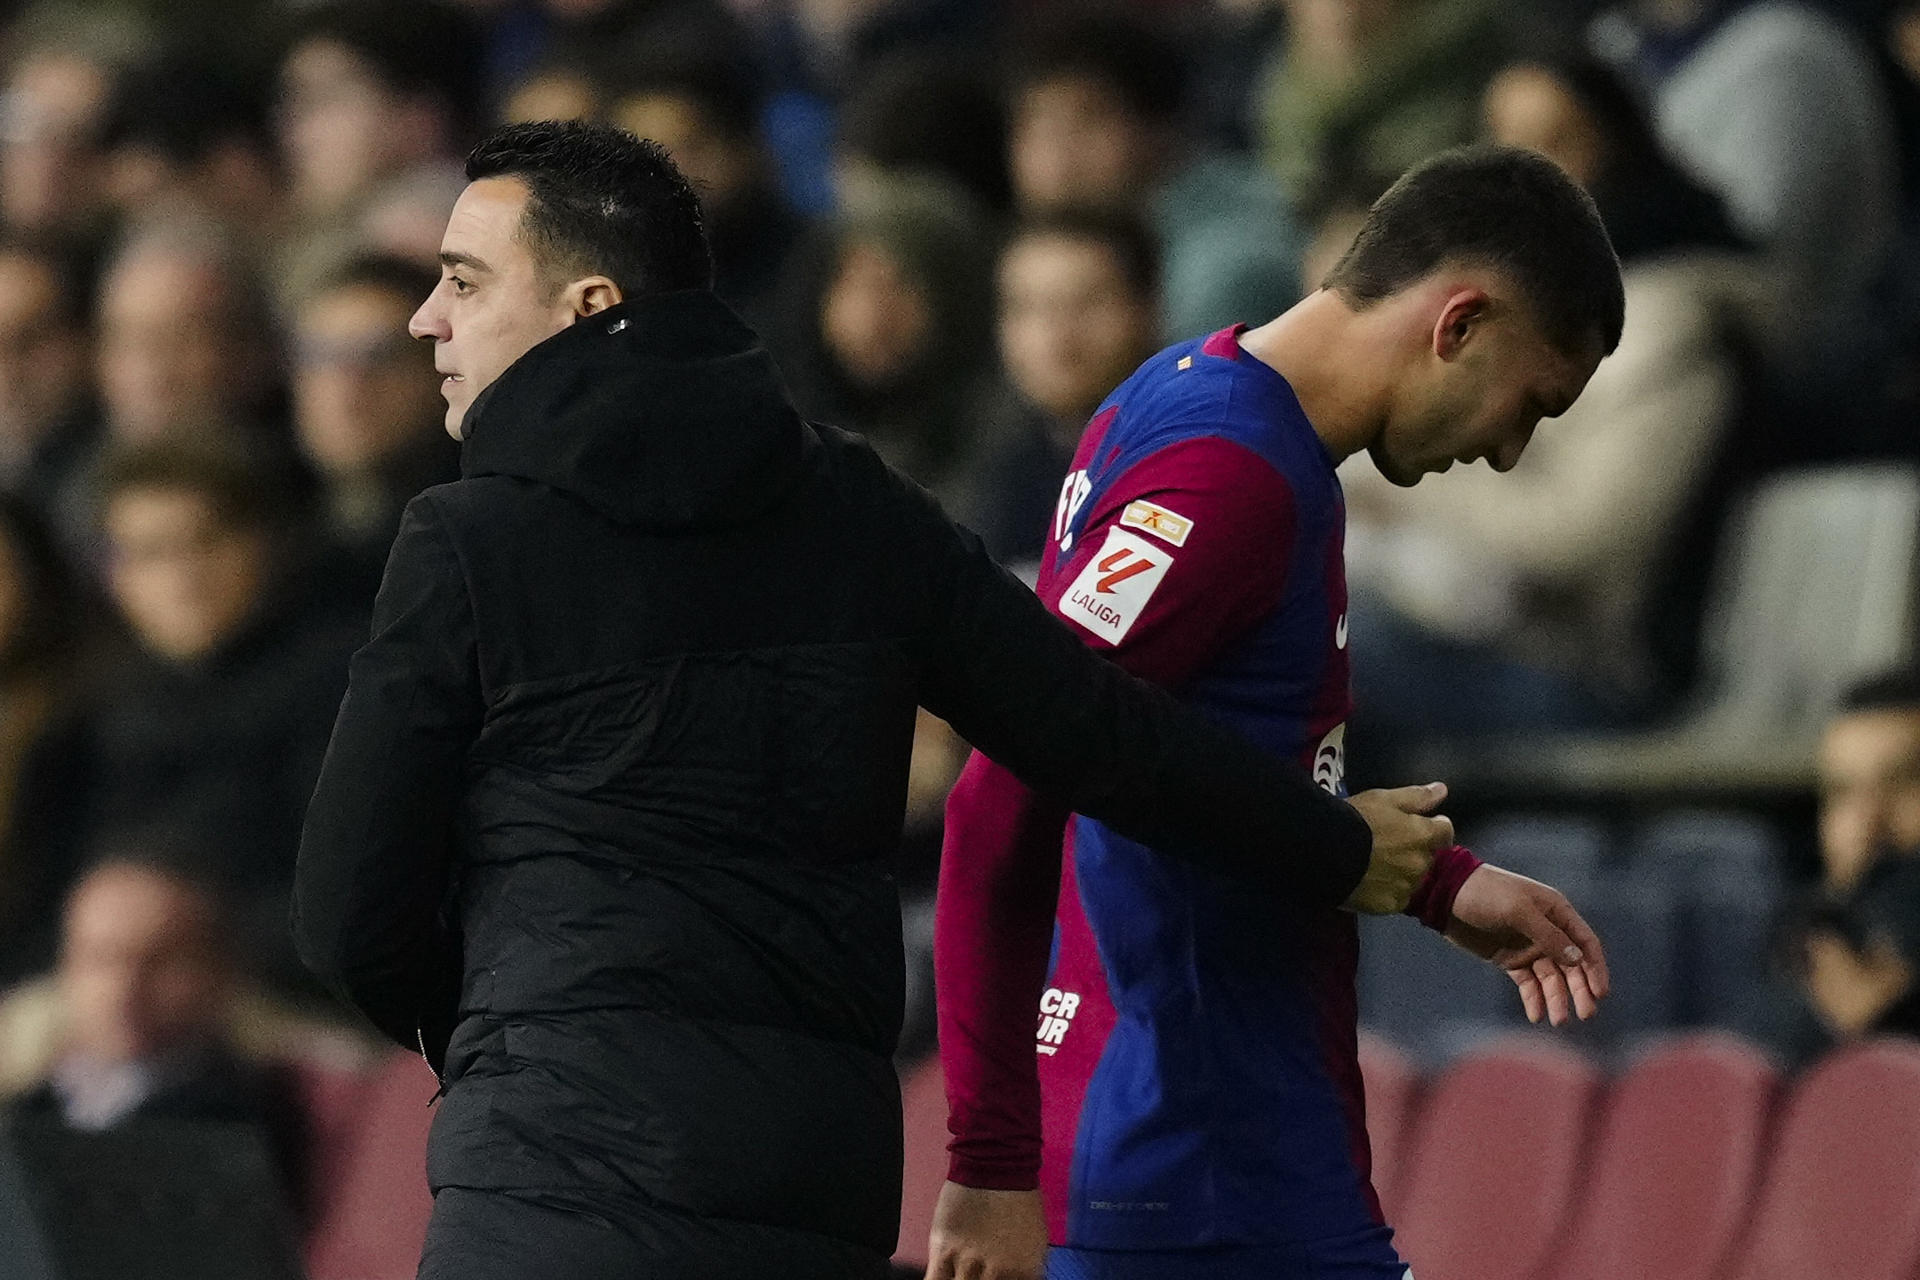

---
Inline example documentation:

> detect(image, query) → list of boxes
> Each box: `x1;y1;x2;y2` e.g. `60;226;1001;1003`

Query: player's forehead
440;178;532;272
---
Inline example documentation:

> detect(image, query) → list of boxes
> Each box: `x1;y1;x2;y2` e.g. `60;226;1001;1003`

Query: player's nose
409;291;448;342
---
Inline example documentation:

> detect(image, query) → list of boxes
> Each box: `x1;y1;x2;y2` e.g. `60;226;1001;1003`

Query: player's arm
292;497;483;1067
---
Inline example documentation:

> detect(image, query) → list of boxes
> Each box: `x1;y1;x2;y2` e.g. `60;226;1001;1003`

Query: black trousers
417;1187;892;1280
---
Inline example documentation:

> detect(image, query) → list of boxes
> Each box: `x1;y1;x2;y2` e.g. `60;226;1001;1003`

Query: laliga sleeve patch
1058;526;1174;644
1119;499;1196;547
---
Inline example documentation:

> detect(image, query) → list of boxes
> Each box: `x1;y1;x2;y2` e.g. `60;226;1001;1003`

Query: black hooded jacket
292;290;1369;1273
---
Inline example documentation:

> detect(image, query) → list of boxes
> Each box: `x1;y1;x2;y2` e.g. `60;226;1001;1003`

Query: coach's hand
1342;783;1452;914
925;1182;1047;1280
1445;864;1611;1026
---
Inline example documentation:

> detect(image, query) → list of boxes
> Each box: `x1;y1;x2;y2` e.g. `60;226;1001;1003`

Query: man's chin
444;403;467;441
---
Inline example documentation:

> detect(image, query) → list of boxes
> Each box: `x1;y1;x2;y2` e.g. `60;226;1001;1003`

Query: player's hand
1444;864;1611;1026
1342;782;1452;914
925;1182;1047;1280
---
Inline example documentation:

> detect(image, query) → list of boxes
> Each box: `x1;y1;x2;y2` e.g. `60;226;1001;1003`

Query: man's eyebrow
439;250;493;274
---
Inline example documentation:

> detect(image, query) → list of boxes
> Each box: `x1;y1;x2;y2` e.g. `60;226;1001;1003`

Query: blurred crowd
0;0;1915;1239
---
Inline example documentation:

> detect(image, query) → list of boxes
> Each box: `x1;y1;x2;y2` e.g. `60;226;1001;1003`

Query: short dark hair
1008;9;1185;124
1840;669;1920;717
1323;145;1625;358
465;120;713;297
1008;207;1161;301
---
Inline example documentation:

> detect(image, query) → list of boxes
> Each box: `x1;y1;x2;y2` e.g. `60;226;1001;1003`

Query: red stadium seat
1727;1038;1920;1280
304;1049;440;1280
1556;1033;1778;1280
288;1055;374;1224
1357;1031;1421;1221
1391;1040;1601;1280
895;1054;948;1269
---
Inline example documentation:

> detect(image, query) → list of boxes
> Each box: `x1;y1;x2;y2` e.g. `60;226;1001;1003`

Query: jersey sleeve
938;433;1303;1190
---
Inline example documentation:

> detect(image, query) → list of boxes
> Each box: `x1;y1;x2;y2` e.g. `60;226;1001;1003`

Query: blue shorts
1046;1246;1412;1280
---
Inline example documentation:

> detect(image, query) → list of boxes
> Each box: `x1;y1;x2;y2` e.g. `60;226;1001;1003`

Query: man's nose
408;293;446;342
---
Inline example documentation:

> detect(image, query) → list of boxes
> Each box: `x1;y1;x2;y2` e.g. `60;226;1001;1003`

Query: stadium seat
1726;1039;1920;1280
895;1054;947;1269
1432;463;1920;791
1357;1032;1421;1221
1391;1041;1601;1280
288;1055;373;1224
304;1050;439;1280
1556;1033;1779;1280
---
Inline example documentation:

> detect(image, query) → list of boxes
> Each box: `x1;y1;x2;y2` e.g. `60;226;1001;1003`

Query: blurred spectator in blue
1783;672;1920;1048
958;210;1161;568
1008;8;1303;342
291;255;456;604
778;177;1004;508
16;437;357;989
1257;0;1516;217
0;850;310;1206
606;41;811;338
0;237;97;522
1339;51;1764;753
0;495;92;986
836;47;1012;217
1591;0;1896;399
273;0;484;303
0;10;146;252
97;53;282;248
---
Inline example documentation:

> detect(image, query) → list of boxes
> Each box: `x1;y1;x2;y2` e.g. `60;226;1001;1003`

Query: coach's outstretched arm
908;497;1439;910
292;497;483;1066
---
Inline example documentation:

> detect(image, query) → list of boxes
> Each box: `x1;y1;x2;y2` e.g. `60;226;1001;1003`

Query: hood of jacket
458;289;809;532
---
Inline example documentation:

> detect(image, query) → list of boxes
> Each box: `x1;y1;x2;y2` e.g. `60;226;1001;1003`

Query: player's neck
1240;289;1400;465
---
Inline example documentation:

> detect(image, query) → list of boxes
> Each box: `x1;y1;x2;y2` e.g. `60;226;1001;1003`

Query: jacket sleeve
907;465;1370;909
292;496;483;1061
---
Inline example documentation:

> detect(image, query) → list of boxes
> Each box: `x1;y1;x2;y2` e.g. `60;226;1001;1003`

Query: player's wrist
1404;844;1484;931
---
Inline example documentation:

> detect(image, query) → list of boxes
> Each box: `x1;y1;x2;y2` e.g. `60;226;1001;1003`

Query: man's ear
1431;288;1490;361
562;276;624;319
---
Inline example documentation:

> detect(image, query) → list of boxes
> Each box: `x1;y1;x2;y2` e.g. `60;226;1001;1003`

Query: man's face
1010;75;1158;213
1369;299;1601;487
97;250;247;441
613;93;755;214
820;239;932;392
278;38;413;215
1819;708;1920;893
1;52;111;234
60;864;228;1064
105;487;269;662
999;232;1155;425
409;177;580;438
1482;66;1606;192
296;283;444;475
0;252;86;450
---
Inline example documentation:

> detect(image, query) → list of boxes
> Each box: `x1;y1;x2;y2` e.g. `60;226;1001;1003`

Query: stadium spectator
607;43;810;336
1256;0;1517;217
19;438;356;989
0;495;92;985
98;54;282;244
292;254;458;598
1339;51;1763;753
353;163;470;272
1007;8;1304;341
0;238;98;520
779;175;1004;508
1592;0;1896;396
1785;672;1920;1045
0;851;310;1205
958;209;1162;566
836;47;1012;216
499;54;602;126
94;218;281;447
0;15;141;251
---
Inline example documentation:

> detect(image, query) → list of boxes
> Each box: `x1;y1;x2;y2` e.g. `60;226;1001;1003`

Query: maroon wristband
1403;844;1483;932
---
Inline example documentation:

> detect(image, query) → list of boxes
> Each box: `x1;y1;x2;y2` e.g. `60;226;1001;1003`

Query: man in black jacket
293;122;1461;1279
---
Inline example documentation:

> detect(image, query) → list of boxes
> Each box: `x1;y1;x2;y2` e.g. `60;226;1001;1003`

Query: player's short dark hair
1323;145;1625;358
1008;208;1161;301
465;119;713;297
310;253;439;310
1007;8;1185;124
288;0;485;134
1839;669;1920;717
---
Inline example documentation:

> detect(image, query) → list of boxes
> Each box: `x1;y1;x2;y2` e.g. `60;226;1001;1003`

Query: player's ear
1431;288;1489;361
561;276;623;321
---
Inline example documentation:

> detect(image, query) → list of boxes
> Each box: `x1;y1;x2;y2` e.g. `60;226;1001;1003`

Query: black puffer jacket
293;291;1368;1276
